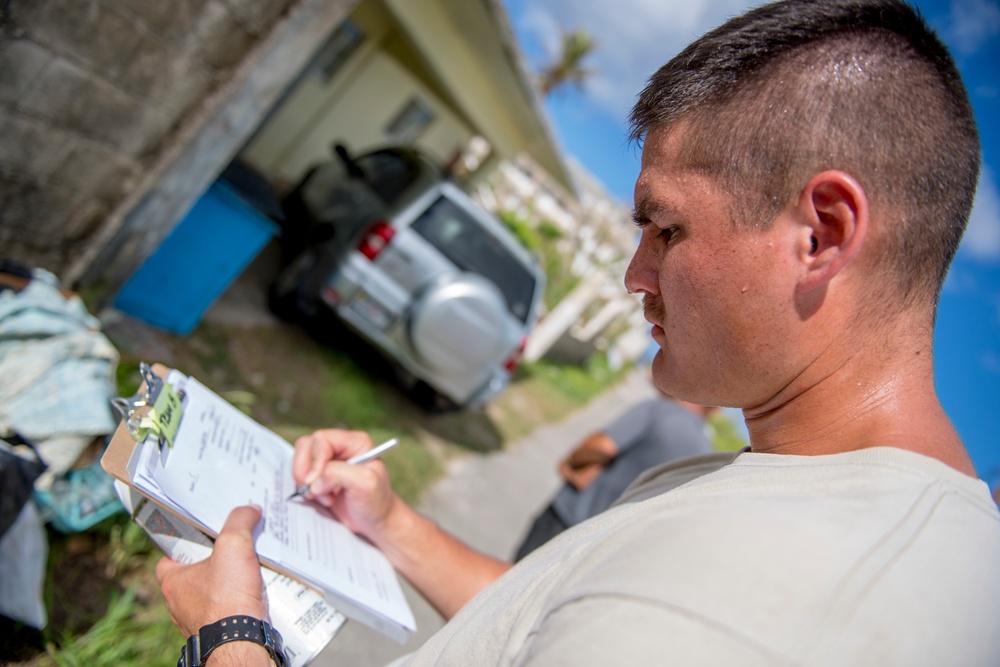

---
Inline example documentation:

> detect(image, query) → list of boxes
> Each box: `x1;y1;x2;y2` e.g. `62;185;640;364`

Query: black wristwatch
177;615;288;667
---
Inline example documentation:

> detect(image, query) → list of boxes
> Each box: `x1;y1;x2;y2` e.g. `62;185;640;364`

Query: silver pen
287;437;400;500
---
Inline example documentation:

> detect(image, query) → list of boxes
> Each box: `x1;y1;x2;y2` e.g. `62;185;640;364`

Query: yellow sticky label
151;383;183;448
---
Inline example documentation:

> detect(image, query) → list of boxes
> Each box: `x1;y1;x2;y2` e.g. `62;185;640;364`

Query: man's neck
741;326;976;477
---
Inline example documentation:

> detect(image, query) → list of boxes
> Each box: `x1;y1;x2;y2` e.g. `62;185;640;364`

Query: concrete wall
0;0;298;281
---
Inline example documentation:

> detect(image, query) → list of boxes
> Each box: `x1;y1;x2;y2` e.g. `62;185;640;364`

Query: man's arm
200;642;272;667
293;429;511;620
559;432;620;491
367;494;512;619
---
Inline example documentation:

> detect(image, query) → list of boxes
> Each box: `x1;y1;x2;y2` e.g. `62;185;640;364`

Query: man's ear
795;170;869;292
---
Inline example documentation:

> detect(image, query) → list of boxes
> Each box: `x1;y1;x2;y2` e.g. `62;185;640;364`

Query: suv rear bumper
322;253;509;407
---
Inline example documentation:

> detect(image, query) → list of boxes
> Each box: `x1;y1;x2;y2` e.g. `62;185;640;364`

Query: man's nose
624;237;657;296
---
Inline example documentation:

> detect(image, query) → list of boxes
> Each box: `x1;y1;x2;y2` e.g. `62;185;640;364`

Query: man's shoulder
554;448;1000;665
613;450;743;506
614;446;1000;524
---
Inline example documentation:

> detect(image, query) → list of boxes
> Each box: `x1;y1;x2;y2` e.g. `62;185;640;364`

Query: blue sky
502;0;1000;487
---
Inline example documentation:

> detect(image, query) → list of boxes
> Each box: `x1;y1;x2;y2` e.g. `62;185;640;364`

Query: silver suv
270;145;545;410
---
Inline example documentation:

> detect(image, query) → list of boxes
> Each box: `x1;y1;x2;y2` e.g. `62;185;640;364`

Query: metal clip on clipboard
110;362;181;450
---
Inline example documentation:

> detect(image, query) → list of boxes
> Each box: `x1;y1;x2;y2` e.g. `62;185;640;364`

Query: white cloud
941;0;1000;56
517;6;563;60
515;0;1000;122
960;165;1000;261
514;0;758;122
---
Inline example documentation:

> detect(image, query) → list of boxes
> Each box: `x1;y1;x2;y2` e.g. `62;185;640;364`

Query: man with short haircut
156;1;1000;665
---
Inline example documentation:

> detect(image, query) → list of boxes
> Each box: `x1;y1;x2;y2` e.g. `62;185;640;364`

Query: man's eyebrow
631;196;682;227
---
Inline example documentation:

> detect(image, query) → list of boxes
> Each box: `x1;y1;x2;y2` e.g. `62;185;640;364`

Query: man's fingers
309;457;382;496
292;435;314;481
292;429;375;485
293;433;332;483
155;555;183;583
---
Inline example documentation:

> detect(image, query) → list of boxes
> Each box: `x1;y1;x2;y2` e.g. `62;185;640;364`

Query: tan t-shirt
394;448;1000;666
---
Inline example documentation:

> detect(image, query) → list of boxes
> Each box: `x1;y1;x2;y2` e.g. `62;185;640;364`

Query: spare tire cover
408;273;517;376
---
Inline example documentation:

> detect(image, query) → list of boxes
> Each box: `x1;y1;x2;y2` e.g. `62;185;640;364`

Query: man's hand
155;505;268;638
559;432;619;491
291;429;399;540
292;428;511;620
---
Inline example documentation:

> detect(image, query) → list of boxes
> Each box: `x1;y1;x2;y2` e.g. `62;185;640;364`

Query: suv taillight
504;335;529;372
358;220;395;260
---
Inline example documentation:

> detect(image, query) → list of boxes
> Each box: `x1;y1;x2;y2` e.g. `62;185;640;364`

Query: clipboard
103;364;349;665
101;362;416;644
102;363;170;487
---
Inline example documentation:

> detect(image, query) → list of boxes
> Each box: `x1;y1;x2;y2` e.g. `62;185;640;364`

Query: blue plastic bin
114;179;280;334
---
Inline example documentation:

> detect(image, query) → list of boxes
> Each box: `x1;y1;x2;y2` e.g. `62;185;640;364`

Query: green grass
381;437;443;506
45;587;178;667
488;355;631;442
527;356;623;404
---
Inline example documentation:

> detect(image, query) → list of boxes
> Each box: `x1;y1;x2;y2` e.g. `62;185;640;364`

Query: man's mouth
642;295;664;326
642;295;666;341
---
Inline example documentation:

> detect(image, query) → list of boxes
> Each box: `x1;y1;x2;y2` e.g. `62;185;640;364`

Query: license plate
346;289;395;331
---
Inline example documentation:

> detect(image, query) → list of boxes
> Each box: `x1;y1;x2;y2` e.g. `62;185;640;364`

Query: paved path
310;368;658;667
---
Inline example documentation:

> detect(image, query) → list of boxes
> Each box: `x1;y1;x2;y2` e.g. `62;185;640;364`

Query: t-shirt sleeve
514;596;782;667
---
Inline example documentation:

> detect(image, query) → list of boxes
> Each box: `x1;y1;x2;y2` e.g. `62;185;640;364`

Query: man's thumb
220;504;263;537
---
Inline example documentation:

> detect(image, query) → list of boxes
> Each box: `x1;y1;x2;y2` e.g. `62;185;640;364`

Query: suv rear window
356;151;423;204
411;197;538;323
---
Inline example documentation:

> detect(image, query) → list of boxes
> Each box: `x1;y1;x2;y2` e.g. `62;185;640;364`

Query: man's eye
657;227;678;241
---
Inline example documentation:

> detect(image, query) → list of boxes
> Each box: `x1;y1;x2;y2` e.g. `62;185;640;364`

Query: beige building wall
241;1;474;191
384;0;527;162
244;52;472;187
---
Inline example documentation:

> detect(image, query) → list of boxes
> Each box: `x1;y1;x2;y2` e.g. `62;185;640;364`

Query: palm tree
538;28;597;97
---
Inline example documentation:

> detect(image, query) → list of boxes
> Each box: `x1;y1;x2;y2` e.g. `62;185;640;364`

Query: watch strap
178;615;287;667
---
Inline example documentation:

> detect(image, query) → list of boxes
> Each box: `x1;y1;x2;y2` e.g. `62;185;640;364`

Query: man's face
625;127;803;409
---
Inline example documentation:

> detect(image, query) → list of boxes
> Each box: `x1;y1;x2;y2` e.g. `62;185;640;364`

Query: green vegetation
499;210;542;252
490;355;631;442
498;210;579;308
44;586;177;667
709;412;750;452
521;355;624;406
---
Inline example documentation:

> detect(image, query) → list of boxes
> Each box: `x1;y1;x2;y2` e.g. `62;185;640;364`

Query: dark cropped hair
629;0;980;309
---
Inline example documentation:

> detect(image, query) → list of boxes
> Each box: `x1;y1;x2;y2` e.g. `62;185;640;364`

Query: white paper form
114;482;346;666
131;372;415;638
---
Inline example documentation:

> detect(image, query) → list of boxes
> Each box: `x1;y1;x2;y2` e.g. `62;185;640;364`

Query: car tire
269;250;318;323
411;380;462;414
